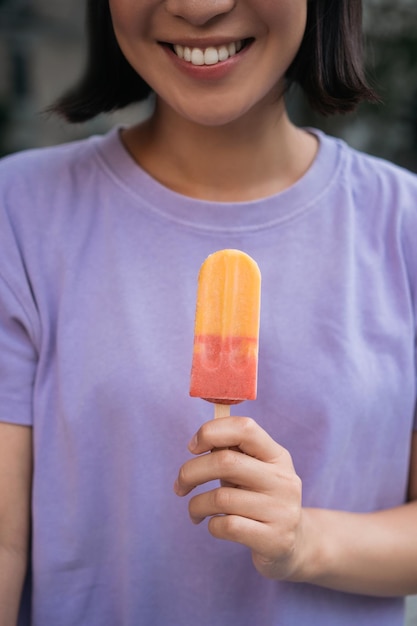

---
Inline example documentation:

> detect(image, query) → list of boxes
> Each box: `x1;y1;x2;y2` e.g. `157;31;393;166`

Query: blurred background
0;0;417;622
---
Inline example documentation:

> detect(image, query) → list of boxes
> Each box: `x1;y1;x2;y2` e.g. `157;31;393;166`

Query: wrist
287;507;330;585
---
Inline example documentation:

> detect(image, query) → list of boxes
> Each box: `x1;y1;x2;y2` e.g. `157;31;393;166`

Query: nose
165;0;236;26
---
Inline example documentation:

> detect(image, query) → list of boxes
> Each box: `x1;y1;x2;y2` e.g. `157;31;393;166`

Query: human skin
110;0;319;202
174;417;417;596
0;1;415;624
109;0;309;127
0;424;32;626
0;1;319;623
108;0;417;597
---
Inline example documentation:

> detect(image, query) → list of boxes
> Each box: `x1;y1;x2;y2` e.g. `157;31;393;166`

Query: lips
168;39;251;67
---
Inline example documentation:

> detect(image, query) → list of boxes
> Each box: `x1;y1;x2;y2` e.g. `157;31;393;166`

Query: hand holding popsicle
175;415;305;582
183;249;305;581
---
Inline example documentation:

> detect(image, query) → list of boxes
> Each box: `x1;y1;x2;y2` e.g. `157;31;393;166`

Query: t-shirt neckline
94;126;344;233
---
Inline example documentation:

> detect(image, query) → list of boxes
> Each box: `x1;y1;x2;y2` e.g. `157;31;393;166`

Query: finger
175;447;279;496
189;416;294;467
188;486;272;524
207;513;299;569
207;514;273;556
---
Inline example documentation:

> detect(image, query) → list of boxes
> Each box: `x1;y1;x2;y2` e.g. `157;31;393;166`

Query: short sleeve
0;274;37;426
400;175;417;429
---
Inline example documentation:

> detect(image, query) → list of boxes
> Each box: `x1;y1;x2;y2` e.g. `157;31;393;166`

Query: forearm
295;500;417;596
0;544;28;626
0;425;33;626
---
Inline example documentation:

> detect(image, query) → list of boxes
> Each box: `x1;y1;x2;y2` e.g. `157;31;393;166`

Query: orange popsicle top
190;249;261;405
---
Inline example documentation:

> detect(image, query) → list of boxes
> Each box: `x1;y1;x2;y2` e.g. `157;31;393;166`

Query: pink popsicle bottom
190;334;258;404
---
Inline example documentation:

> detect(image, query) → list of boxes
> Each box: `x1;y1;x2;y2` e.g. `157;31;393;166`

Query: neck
122;97;318;202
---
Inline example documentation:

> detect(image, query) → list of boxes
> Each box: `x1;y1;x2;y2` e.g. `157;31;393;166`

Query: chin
175;103;256;128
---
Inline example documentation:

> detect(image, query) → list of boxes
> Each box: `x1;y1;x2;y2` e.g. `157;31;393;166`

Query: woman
0;0;416;624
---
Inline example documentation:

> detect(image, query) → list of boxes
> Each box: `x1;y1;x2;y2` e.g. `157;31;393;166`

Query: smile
171;40;249;66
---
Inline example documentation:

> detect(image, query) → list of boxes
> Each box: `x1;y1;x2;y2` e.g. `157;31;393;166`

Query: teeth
191;48;204;66
218;46;229;62
173;41;244;66
228;41;236;56
204;47;219;66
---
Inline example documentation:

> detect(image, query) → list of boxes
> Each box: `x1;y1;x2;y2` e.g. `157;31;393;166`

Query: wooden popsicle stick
214;403;231;419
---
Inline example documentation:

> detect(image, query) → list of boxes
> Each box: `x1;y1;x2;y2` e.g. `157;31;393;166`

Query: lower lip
163;42;252;80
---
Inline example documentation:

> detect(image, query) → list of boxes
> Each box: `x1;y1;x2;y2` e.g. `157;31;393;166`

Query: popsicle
190;249;261;418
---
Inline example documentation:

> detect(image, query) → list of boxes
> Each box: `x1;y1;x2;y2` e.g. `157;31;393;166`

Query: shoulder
332;137;417;286
349;145;416;194
0;133;102;195
0;132;114;284
321;132;417;209
312;130;417;250
0;131;122;237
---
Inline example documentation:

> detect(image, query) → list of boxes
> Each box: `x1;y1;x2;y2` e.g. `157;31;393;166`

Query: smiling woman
106;0;310;129
1;0;417;625
51;0;376;121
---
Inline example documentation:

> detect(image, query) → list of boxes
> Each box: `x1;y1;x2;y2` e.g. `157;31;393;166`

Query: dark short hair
52;0;377;122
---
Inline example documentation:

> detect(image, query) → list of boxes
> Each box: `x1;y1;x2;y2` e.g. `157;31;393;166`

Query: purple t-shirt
0;128;416;626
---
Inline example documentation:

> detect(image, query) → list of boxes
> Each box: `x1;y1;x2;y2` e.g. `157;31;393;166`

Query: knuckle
222;514;244;539
215;448;241;473
290;498;302;522
293;473;302;498
209;514;243;540
279;506;301;554
276;446;293;467
279;487;302;526
199;419;218;442
239;416;257;436
213;487;232;511
284;472;302;499
270;467;301;495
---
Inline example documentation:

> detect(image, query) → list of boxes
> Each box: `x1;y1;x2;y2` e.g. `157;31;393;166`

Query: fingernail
188;434;198;451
